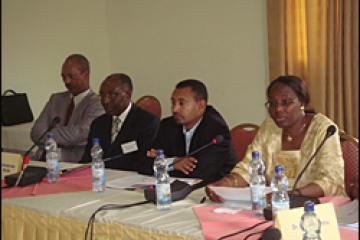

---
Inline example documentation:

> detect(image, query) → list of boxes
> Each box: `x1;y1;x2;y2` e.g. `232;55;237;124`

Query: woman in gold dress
206;75;345;202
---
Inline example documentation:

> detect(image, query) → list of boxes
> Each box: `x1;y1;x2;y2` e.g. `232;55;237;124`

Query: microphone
292;125;336;192
261;227;281;240
23;116;61;158
188;135;224;156
262;125;336;217
144;135;224;203
5;117;61;187
169;135;224;168
144;178;215;203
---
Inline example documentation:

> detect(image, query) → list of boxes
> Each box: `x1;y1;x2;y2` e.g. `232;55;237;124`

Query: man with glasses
31;54;104;162
80;73;160;171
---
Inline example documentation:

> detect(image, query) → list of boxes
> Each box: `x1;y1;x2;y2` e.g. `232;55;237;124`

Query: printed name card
1;152;23;180
274;202;340;240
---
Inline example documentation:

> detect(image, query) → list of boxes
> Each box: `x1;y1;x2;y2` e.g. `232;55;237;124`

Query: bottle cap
304;200;315;212
275;165;284;173
92;138;100;145
252;151;260;160
47;132;54;138
156;149;164;156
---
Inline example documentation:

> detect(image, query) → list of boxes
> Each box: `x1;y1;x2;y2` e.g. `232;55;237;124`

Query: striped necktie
111;117;121;142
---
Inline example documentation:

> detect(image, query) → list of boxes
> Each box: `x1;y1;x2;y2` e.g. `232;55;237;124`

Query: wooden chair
230;123;259;163
135;95;162;119
339;130;359;198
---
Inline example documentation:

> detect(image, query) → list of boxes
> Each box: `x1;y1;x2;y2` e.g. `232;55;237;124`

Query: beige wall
2;0;111;117
2;0;268;128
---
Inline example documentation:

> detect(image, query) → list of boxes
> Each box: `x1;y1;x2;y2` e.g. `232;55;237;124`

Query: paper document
106;174;201;189
209;186;271;210
209;186;272;201
336;199;359;226
29;160;87;172
106;175;156;189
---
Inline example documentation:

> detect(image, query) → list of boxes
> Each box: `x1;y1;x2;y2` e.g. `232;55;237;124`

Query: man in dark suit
80;73;160;171
138;79;236;182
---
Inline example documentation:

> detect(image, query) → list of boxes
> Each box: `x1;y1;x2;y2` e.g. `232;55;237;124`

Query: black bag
1;89;34;126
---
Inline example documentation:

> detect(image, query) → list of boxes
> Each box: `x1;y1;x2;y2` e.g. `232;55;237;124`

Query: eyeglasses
265;98;297;109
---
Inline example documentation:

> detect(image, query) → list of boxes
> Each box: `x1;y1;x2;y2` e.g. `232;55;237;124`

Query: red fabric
341;140;359;196
2;167;91;199
135;95;162;119
193;206;273;240
230;125;258;163
193;196;357;240
339;227;359;240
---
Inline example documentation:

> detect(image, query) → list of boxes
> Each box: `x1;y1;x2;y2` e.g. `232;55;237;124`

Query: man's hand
173;157;197;175
146;148;157;158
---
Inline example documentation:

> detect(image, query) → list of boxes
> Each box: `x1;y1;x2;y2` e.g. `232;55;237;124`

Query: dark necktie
111;117;121;142
64;97;74;126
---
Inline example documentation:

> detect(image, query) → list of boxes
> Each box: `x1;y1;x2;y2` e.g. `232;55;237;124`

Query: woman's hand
205;173;249;202
205;180;225;203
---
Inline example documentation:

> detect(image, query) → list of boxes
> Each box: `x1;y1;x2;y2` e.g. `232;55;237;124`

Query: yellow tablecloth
2;167;205;240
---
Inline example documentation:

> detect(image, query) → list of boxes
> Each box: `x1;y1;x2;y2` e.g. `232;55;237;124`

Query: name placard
1;152;23;180
274;202;340;240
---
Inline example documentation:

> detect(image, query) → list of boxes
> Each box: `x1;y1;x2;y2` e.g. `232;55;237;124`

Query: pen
15;155;31;187
14;167;26;187
31;183;39;195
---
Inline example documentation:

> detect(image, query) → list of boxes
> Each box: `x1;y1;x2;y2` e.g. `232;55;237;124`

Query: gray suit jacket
30;89;104;162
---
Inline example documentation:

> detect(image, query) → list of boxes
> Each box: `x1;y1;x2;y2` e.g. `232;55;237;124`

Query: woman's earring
300;106;305;113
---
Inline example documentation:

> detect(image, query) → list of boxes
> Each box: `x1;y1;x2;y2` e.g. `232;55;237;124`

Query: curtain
267;0;358;138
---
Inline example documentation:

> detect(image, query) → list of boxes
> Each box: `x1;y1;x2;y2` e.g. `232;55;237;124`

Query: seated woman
206;75;346;201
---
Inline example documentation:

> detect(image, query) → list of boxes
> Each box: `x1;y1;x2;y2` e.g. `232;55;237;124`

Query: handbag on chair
1;89;34;126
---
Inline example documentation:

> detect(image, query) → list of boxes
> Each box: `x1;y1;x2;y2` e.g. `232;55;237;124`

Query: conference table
2;161;358;240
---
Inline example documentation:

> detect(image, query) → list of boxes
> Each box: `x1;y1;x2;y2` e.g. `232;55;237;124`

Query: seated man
138;79;236;183
80;73;160;171
31;54;104;162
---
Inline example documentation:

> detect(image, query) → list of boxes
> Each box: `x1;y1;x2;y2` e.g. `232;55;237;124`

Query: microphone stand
14;117;60;187
169;135;224;168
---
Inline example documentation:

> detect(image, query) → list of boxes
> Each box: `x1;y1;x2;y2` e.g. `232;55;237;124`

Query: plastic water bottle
248;151;266;216
91;138;105;192
154;149;172;210
45;132;60;183
300;201;321;240
271;165;290;216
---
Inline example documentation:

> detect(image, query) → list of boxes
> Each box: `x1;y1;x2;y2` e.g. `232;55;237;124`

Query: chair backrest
339;130;359;197
230;123;259;163
135;95;162;119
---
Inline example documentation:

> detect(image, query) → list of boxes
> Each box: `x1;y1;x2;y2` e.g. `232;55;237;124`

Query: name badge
1;152;23;180
275;202;340;240
121;141;138;154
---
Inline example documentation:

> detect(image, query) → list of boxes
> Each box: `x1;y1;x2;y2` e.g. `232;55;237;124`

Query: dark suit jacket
80;104;160;171
138;105;236;182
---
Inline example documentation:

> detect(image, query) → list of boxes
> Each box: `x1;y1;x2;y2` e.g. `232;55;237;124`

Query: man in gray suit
30;54;104;162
